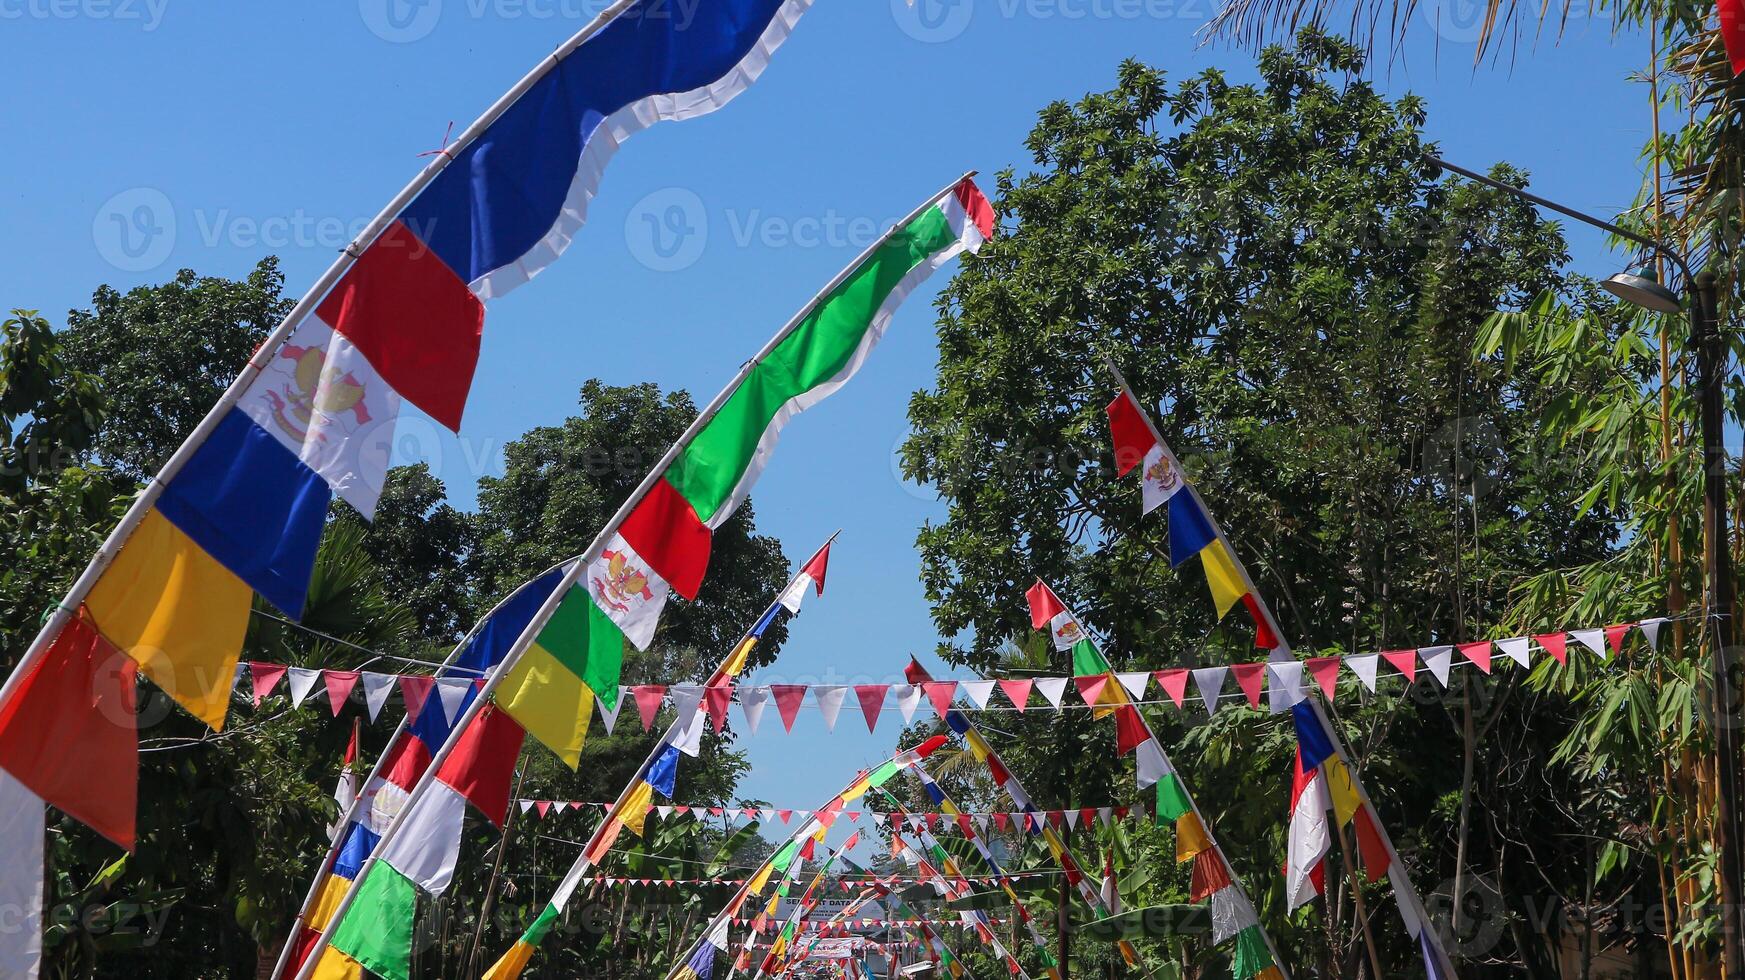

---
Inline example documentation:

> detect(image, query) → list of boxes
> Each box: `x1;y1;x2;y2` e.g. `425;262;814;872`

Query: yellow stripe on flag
1325;757;1361;826
307;874;351;931
483;941;536;980
621;781;654;837
1175;812;1212;863
307;947;365;980
1198;541;1247;619
86;508;251;731
747;861;775;895
496;645;594;768
723;636;757;677
965;730;992;762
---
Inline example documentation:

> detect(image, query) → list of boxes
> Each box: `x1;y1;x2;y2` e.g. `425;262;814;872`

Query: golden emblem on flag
1144;454;1178;493
592;549;654;613
1055;619;1084;644
264;342;374;444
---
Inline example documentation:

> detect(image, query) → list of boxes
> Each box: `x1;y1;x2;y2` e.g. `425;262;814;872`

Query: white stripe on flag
379;781;467;894
0;771;43;979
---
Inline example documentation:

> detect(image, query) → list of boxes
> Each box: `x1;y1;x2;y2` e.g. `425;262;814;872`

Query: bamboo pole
1103;358;1461;977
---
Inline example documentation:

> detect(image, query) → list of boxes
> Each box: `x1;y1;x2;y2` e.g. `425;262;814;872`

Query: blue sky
3;1;1655;859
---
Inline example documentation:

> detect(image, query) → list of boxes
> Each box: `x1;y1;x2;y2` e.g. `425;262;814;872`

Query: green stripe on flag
522;902;562;946
533;588;625;709
1071;638;1109;676
331;863;417;980
665;205;961;524
1231;925;1274;979
1156;773;1193;823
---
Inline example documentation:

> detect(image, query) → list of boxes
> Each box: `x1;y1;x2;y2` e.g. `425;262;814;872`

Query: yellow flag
307;948;365;980
85;508;251;730
497;648;594;768
1325;757;1362;826
482;942;535;980
621;781;655;837
1199;542;1247;619
722;636;758;677
1175;813;1213;863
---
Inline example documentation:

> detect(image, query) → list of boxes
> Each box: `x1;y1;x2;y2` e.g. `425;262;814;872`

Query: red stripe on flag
620;477;712;601
317;220;484;432
1025;580;1067;629
1104;391;1160;477
436;705;526;827
952;179;996;240
0;614;139;850
1721;0;1745;75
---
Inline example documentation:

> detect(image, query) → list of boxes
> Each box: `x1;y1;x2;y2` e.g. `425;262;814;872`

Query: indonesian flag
1100;847;1121;915
1722;0;1745;75
1284;749;1330;910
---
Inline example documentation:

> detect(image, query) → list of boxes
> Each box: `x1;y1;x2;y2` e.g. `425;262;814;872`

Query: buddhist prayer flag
1285;701;1360;911
1106;388;1278;648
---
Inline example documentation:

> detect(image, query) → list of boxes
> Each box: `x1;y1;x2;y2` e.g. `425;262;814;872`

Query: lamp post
1427;154;1739;975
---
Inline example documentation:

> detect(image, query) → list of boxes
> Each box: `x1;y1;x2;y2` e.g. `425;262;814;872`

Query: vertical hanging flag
1285;701;1361;910
0;770;43;980
1720;0;1745;75
1105;388;1278;649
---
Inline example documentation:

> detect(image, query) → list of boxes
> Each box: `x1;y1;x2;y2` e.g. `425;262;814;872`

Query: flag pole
1101;357;1460;978
0;0;653;722
266;556;577;980
508;531;841;976
299;171;972;977
1038;584;1292;980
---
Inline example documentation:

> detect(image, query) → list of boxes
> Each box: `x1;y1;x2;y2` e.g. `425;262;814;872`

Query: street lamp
1427;154;1738;974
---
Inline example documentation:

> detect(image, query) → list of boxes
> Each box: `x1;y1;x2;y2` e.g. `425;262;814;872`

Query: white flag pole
300;172;976;978
1103;356;1459;978
266;555;576;980
0;0;647;720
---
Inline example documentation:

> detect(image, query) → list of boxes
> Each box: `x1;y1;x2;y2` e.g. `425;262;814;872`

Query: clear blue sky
4;2;1655;858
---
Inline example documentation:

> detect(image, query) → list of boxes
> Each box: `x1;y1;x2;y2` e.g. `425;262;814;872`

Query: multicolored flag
1106;389;1278;649
1284;701;1360;912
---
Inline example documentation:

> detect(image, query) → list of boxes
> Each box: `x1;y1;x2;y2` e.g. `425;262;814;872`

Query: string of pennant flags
563;872;1059;890
515;797;1155;830
235;615;1671;732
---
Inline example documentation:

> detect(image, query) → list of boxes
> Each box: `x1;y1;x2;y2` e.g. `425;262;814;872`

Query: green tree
60;259;291;480
902;32;1630;975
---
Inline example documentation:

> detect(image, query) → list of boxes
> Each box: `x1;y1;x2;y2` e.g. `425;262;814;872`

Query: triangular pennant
1305;657;1340;701
894;684;923;723
1638;617;1668;651
398;675;435;722
536;801;551;818
1495;637;1531;669
1420;646;1453;687
1345;654;1379;693
1064;809;1079;829
1072;675;1109;708
323;670;359;716
1604;624;1633;658
1534;633;1568;665
1229;663;1265;709
704;685;733;733
960;680;995;709
997;678;1032;712
771;685;808;732
434;677;472;724
1154;669;1189;708
287;662;322;700
815;686;847;732
922;681;957;718
1380;649;1417;684
1191;667;1227;714
854;685;888;733
1115;672;1149;701
1264;660;1303;710
362;671;396;721
739;686;768;735
249;662;287;707
1035;677;1068;710
1457;641;1492;675
634;686;667;732
1571;629;1607;659
597;688;624;734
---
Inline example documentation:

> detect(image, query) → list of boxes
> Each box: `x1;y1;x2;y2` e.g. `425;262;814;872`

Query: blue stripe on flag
156;408;330;617
397;0;794;287
1166;491;1218;567
452;567;569;675
334;821;381;879
1291;701;1338;770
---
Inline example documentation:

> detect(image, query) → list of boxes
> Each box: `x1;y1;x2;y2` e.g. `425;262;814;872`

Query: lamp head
1602;266;1683;314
